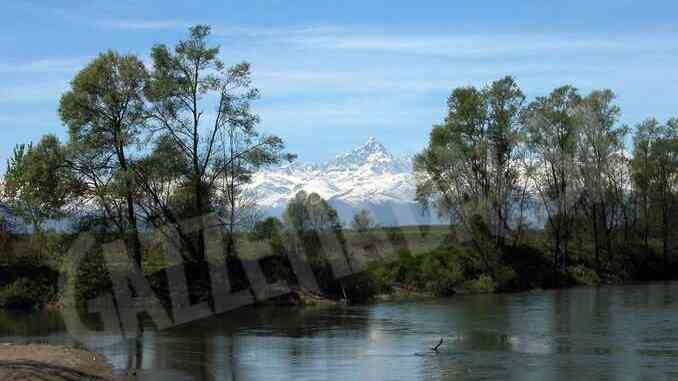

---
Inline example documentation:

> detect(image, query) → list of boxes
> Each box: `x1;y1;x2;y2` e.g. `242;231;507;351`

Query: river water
2;282;678;380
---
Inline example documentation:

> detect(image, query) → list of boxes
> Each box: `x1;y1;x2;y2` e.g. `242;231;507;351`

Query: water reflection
2;283;678;380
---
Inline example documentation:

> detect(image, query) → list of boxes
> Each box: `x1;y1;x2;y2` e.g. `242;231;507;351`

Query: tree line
415;77;678;285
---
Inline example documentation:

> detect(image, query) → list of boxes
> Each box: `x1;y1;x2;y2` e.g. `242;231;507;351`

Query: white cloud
278;31;645;59
0;80;69;103
209;24;675;62
0;58;86;74
98;19;189;30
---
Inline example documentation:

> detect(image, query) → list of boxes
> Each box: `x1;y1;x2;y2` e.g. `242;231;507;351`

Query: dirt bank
0;344;112;380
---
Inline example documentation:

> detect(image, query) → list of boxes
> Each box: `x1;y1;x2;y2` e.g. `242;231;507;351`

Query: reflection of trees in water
111;306;372;380
124;332;143;376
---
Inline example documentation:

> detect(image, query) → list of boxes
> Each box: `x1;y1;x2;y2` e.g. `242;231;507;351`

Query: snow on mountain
250;137;444;226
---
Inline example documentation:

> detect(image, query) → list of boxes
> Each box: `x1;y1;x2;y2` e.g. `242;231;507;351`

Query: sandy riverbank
0;344;113;380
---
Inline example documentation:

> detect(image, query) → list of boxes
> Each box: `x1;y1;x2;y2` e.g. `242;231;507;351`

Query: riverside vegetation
0;25;677;313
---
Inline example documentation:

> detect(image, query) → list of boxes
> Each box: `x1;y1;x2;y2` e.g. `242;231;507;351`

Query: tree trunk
115;138;143;269
592;203;600;273
663;209;670;280
125;193;143;268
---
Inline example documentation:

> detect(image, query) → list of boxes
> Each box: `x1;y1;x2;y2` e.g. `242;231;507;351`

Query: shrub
366;260;394;294
619;243;666;281
462;274;496;293
419;251;463;296
342;272;379;303
70;249;113;309
494;265;518;291
0;278;56;310
396;249;420;284
565;265;601;286
501;244;551;290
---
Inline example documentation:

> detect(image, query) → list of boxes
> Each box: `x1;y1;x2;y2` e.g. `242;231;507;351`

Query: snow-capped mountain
250;138;444;226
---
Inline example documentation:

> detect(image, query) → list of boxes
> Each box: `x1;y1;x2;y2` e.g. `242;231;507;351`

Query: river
2;282;678;380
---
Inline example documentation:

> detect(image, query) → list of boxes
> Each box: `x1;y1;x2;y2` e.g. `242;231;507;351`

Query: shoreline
0;343;113;381
2;275;672;316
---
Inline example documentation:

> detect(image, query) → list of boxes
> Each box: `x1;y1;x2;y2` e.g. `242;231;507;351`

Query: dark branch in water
431;338;443;352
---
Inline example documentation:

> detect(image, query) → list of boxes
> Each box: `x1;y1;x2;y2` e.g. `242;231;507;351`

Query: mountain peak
250;137;538;227
249;139;441;226
359;137;388;155
326;138;393;171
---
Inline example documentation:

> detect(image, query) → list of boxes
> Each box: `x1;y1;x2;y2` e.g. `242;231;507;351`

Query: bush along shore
1;221;675;313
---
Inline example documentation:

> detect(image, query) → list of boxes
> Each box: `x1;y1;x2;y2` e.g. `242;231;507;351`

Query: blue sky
1;0;677;167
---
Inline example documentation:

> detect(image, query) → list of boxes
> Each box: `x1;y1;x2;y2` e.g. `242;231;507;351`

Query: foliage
0;257;60;310
415;76;526;252
564;265;601;286
367;248;466;297
3;136;73;233
59;50;148;266
138;25;292;263
251;217;284;241
522;85;583;280
283;191;342;234
351;209;377;234
630;118;678;277
0;279;52;310
462;274;496;293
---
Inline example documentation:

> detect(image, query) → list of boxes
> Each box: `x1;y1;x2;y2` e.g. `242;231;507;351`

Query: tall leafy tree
575;90;628;271
654;118;678;273
214;110;293;257
486;76;525;244
59;51;148;266
631;118;663;250
632;118;678;275
415;76;525;274
522;86;582;283
282;191;352;296
144;24;291;261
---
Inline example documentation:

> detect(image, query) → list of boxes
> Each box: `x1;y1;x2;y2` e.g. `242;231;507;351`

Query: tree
631;118;661;250
144;25;291;261
522;85;582;283
654;118;678;274
414;76;525;274
2;136;72;235
251;217;284;241
283;191;342;234
632;118;678;276
351;209;376;234
485;76;526;245
59;51;148;267
282;191;353;297
283;190;344;267
214;116;293;257
575;90;628;272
